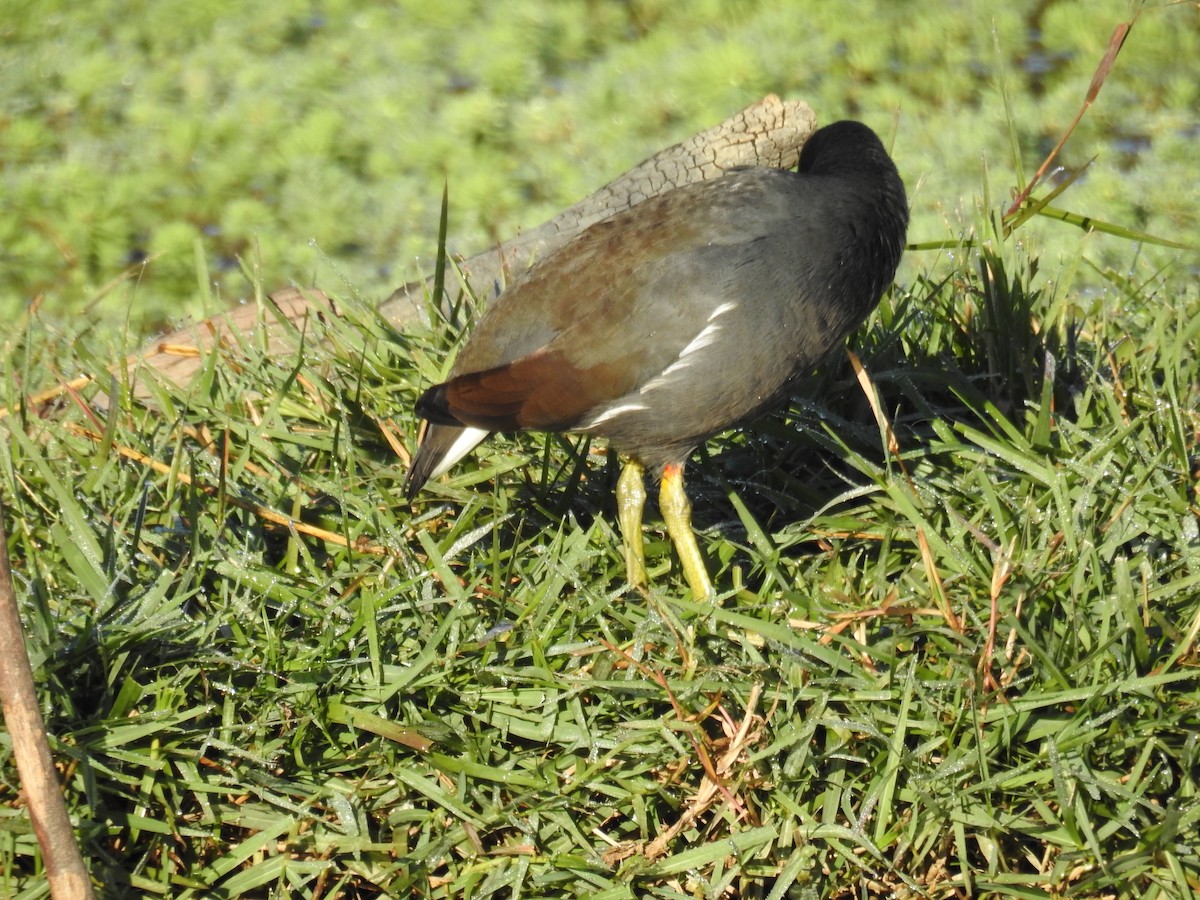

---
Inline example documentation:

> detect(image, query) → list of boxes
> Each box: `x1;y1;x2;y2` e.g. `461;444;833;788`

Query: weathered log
125;95;816;395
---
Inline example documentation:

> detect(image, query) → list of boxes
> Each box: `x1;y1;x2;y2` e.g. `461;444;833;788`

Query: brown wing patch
443;347;642;433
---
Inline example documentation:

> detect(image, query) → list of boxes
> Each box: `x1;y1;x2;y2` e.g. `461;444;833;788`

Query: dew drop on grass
327;791;358;836
1181;514;1199;544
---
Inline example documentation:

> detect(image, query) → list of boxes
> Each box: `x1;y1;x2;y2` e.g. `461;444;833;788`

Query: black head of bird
405;119;908;600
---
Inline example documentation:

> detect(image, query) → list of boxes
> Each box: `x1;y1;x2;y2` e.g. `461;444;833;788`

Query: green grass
4;198;1199;895
4;1;1200;897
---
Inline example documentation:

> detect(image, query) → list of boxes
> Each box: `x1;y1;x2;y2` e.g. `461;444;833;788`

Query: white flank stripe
585;402;648;429
642;301;739;391
708;301;738;321
588;303;740;423
427;427;490;481
678;322;720;358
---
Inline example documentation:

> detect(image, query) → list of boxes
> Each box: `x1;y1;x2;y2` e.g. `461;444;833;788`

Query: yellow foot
616;460;648;593
659;463;714;601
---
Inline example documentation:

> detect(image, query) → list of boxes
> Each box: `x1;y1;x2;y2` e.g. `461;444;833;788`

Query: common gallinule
405;120;908;600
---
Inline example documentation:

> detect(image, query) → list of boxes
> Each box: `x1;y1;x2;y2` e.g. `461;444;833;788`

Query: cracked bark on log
124;95;815;395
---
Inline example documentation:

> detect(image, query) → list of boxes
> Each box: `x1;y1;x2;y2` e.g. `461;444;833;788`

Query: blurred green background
2;0;1197;337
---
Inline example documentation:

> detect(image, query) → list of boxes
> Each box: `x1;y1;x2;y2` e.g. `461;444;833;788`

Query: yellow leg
616;460;648;592
659;463;714;601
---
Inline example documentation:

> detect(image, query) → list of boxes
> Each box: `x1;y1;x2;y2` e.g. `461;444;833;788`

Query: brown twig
1005;18;1135;218
0;499;97;899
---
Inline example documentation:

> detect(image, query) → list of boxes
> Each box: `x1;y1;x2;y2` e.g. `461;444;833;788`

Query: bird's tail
404;423;490;499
